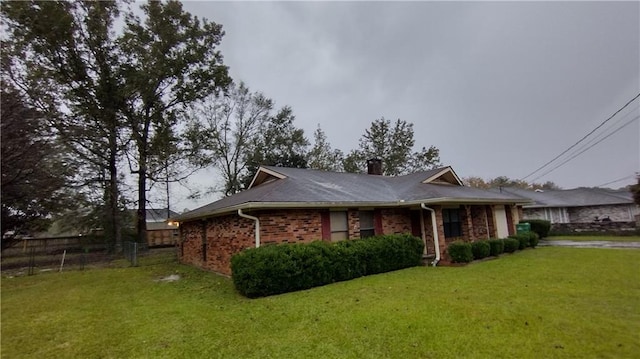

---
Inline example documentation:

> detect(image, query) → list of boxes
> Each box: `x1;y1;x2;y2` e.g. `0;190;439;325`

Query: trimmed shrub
471;240;490;260
231;234;424;298
510;234;529;250
488;238;504;256
448;241;473;263
509;232;540;250
519;219;551;239
528;232;540;248
503;237;519;253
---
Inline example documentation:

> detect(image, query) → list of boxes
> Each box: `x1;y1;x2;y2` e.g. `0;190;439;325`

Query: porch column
464;205;474;242
486;205;497;238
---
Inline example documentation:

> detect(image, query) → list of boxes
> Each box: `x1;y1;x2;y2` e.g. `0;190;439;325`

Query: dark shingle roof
175;166;528;222
146;208;180;222
492;187;634;208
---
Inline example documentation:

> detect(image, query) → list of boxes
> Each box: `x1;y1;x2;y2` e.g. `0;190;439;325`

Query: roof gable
421;166;463;186
249;167;287;188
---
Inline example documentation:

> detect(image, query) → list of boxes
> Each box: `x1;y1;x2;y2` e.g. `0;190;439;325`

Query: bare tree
186;82;273;196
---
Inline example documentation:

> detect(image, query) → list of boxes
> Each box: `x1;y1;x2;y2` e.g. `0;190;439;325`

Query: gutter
237;209;260;248
421;203;440;267
174;197;532;223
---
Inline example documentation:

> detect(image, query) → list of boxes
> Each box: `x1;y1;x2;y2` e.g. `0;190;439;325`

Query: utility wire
530;114;639;182
521;92;640;181
595;174;636;187
567;104;639;154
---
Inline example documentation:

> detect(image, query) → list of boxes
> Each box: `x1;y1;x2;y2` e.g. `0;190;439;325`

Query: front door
494;205;509;238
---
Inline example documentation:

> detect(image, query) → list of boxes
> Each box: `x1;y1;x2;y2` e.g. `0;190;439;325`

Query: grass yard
545;235;640;242
2;247;639;358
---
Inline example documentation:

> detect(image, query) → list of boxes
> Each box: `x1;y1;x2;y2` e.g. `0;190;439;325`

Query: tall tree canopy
2;1;126;248
307;125;344;172
186;82;307;195
0;88;77;249
186;82;274;196
119;0;231;242
241;106;309;188
2;0;231;246
344;118;440;176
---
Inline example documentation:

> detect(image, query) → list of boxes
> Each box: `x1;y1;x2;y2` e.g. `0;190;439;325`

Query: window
330;211;348;242
442;208;462;238
359;211;375;238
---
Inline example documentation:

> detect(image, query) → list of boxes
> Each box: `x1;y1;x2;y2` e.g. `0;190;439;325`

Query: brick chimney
367;158;382;175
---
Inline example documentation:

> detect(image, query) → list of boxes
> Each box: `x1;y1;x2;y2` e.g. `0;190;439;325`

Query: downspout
421;204;440;267
238;209;260;248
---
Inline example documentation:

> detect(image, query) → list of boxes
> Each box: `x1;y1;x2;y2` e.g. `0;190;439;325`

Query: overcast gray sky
164;1;640;211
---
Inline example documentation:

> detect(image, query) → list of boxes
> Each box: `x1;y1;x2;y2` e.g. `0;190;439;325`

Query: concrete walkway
539;240;640;249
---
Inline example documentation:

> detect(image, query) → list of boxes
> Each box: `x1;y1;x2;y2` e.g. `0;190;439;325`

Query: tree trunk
137;154;147;245
136;120;150;245
109;147;120;251
105;117;120;253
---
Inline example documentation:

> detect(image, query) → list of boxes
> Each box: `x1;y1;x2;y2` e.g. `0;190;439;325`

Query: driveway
539;240;640;249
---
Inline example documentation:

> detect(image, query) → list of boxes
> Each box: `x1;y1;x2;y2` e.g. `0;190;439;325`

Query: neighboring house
173;160;530;275
142;208;180;247
494;187;639;233
494;187;639;224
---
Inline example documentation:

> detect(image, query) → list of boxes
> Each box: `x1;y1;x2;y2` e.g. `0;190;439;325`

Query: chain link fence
122;241;149;266
1;236;172;276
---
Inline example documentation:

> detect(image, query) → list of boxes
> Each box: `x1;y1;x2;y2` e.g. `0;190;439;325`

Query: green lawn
545;235;640;242
2;248;639;358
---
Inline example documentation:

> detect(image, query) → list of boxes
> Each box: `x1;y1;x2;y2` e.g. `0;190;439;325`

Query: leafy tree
0;88;77;250
344;118;440;176
2;1;125;249
307;125;344;172
186;82;273;196
118;0;231;242
463;176;490;189
241;106;309;188
2;1;232;245
463;176;561;190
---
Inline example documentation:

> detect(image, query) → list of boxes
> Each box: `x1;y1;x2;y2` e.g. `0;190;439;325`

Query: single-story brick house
173;160;530;275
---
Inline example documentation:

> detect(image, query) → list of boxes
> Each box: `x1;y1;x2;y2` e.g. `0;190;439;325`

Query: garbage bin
516;222;531;235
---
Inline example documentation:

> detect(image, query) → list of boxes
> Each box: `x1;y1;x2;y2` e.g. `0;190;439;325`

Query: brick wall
568;204;639;223
260;209;323;244
348;209;360;239
180;209;324;275
551;221;637;234
180;220;205;268
471;205;490;239
179;204;521;273
380;208;413;234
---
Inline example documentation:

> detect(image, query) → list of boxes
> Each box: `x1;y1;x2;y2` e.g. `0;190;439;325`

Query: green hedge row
448;234;539;264
231;234;424;298
519;219;551;239
508;231;540;249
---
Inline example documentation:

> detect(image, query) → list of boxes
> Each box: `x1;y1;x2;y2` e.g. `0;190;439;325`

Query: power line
595;174;636;187
565;104;639;155
521;92;640;181
529;114;639;182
